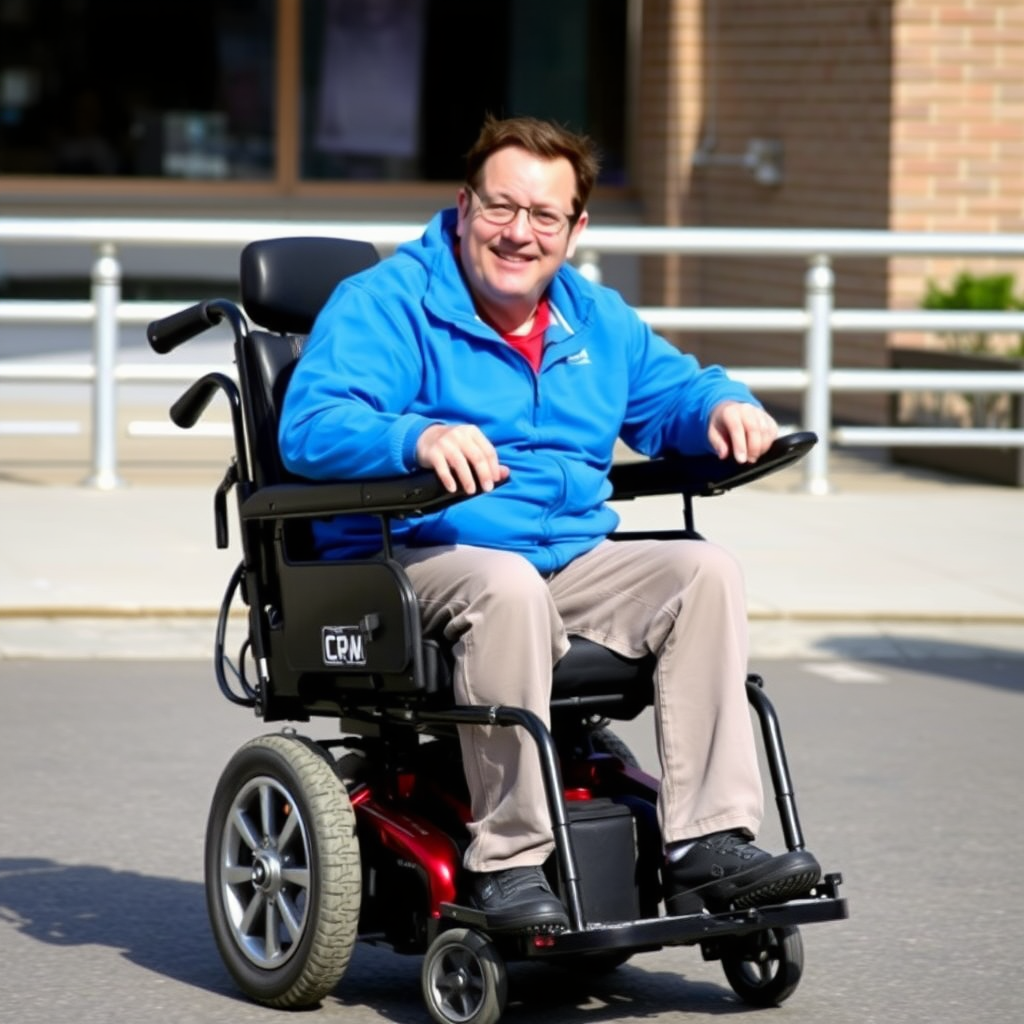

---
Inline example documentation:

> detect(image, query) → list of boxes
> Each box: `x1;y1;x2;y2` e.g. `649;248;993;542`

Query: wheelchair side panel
277;559;419;675
254;556;441;719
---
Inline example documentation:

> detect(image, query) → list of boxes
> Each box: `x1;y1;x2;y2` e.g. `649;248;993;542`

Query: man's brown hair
464;114;601;222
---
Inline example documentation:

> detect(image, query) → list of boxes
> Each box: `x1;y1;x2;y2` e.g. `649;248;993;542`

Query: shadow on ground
1;857;750;1022
811;632;1024;694
0;857;234;995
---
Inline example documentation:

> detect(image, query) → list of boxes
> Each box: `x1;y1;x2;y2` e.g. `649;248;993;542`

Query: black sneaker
663;830;821;916
464;866;570;934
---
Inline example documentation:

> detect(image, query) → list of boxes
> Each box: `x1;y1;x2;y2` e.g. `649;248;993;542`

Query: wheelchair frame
148;236;847;1024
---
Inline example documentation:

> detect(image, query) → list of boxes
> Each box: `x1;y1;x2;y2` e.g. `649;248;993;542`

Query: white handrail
2;220;1024;492
4;217;1024;256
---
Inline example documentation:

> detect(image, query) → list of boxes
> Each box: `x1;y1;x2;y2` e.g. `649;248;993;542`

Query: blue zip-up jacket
278;209;759;572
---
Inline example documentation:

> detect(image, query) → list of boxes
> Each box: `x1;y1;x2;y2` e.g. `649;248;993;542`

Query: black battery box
553;797;639;924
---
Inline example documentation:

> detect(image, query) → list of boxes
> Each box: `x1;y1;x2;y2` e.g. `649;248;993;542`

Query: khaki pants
395;538;764;873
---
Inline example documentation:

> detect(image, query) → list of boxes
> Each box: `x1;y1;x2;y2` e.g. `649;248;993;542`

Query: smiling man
279;114;820;933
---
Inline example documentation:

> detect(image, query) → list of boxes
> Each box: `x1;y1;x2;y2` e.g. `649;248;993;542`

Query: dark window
300;0;628;183
0;0;275;178
0;0;627;184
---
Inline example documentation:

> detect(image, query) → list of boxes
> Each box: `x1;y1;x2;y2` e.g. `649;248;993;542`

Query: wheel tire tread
209;733;361;1009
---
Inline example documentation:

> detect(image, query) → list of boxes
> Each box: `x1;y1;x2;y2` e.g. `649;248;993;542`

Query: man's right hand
415;422;510;494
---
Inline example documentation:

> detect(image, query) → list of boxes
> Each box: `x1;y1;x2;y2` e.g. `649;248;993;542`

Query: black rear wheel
590;725;641;768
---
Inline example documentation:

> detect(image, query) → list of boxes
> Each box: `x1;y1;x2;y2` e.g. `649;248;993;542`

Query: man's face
456;146;589;329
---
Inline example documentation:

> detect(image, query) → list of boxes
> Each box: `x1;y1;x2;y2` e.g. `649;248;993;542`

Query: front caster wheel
422;928;508;1024
720;925;804;1006
204;733;361;1008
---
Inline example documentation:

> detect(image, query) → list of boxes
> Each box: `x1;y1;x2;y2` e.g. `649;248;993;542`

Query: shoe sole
468;896;570;934
477;908;570;934
729;865;821;909
665;851;821;916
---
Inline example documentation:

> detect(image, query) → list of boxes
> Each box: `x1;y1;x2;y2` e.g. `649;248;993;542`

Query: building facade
2;0;1022;422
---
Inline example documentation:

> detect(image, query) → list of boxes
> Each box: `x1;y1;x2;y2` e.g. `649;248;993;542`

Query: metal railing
2;217;1024;493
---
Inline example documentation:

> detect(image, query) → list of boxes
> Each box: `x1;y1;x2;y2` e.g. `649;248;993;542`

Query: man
279;114;821;933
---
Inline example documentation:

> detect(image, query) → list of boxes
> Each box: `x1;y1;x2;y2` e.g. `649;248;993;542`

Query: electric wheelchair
147;236;847;1024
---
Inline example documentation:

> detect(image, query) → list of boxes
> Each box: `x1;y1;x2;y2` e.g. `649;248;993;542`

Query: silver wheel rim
218;773;312;969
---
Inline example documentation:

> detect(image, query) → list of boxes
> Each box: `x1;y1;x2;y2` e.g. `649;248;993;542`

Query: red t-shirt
452;240;549;371
500;297;549;372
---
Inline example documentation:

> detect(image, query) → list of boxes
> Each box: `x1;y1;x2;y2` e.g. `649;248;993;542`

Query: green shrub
922;271;1024;355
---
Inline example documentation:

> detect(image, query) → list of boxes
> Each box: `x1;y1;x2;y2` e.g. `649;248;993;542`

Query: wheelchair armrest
239;469;492;522
610;430;817;500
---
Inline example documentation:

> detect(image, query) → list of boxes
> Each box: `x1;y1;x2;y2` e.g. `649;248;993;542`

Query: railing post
802;255;834;494
84;242;123;489
576;248;601;284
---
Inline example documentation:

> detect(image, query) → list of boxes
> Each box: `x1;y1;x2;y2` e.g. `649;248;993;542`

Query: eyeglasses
466;185;574;236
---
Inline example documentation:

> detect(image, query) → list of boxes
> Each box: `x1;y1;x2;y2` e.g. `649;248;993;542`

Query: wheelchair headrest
240;236;380;335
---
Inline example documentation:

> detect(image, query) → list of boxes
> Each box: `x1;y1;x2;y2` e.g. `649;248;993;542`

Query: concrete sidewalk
1;448;1023;660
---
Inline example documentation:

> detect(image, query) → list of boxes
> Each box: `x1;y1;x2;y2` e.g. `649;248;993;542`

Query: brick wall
634;0;1024;424
635;0;702;312
890;0;1024;319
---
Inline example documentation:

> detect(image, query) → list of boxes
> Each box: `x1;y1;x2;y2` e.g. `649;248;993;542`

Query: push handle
169;373;234;429
147;298;247;353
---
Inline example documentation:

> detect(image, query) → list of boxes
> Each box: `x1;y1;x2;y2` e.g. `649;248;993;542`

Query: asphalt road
2;647;1023;1024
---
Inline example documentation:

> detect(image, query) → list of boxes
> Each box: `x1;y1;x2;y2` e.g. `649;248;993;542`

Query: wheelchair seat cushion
551;637;654;717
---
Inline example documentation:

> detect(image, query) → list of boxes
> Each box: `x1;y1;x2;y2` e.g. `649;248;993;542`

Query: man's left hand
707;401;779;464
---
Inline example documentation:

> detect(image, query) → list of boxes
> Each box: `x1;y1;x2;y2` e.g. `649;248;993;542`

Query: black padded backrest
240;235;379;335
236;236;380;489
242;330;305;488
